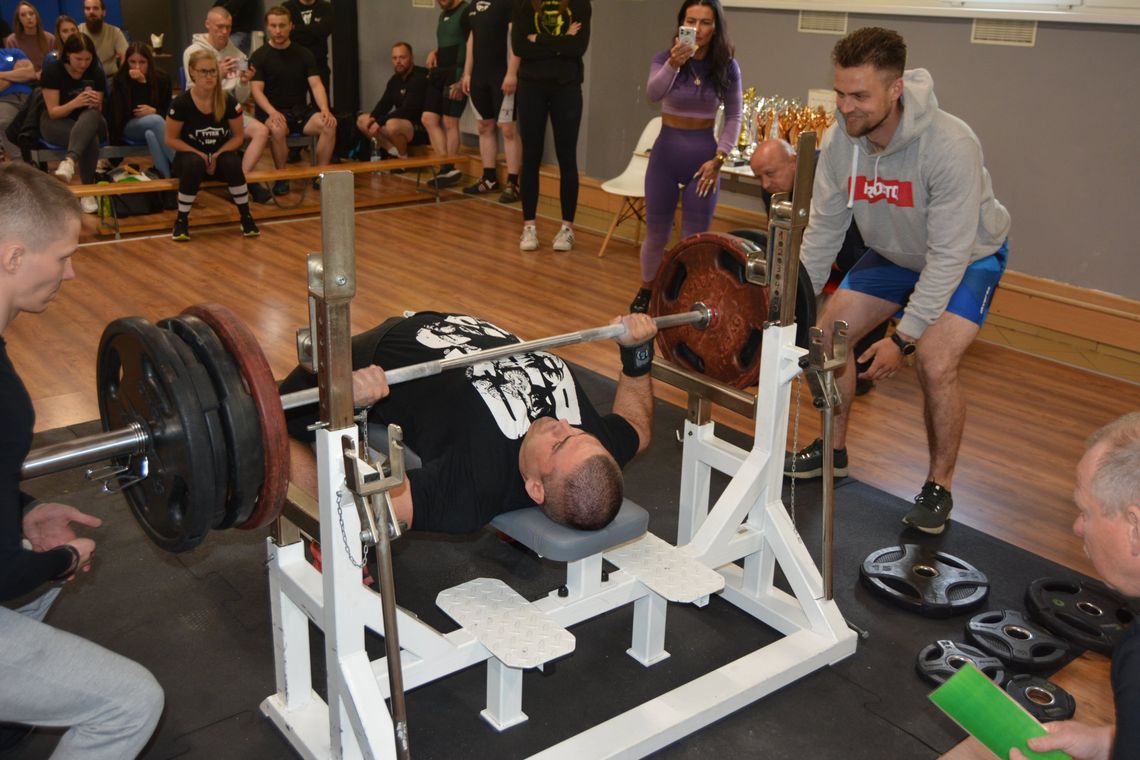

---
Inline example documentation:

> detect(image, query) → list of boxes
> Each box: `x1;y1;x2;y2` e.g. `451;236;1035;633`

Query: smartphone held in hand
678;26;697;48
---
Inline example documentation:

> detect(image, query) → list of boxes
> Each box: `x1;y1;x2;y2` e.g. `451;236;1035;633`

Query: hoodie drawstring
847;143;859;208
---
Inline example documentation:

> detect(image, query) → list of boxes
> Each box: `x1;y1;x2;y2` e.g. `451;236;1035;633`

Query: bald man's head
749;139;797;195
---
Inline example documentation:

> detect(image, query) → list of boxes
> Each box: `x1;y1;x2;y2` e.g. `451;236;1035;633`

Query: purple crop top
646;50;743;155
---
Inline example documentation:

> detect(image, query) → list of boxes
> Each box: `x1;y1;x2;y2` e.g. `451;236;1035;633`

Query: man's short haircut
542;454;623;531
393;41;413;57
0;164;82;251
832;27;906;80
208;6;232;22
265;5;291;23
85;0;106;9
1086;412;1140;517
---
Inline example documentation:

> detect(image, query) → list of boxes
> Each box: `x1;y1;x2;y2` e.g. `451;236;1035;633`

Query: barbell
21;231;814;553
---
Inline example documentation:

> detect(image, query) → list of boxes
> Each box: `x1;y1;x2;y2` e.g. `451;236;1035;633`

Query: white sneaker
519;225;539;251
80;196;98;214
552;225;574;252
54;157;76;182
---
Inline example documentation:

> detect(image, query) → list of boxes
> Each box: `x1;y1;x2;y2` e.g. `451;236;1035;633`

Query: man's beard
85;18;104;34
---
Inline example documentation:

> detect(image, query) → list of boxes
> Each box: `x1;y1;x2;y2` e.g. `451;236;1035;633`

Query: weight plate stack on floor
861;544;989;617
916;640;1006;686
97;317;219;552
1004;675;1077;722
1025;577;1139;655
965;609;1070;671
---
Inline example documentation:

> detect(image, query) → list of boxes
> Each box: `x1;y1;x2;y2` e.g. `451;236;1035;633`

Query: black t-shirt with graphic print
168;92;241;153
279;312;640;534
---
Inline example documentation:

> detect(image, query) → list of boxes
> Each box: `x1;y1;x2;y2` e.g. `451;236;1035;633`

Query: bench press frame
260;133;856;759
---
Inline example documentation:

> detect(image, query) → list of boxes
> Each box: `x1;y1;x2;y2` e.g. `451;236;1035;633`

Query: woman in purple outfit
631;0;741;312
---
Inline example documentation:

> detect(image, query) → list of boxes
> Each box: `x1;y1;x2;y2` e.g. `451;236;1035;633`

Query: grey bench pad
491;500;649;562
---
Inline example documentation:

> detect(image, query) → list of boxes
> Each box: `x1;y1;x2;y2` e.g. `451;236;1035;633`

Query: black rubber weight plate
966;609;1070;671
1005;675;1076;722
1026;577;1138;656
916;640;1006;686
861;544;989;617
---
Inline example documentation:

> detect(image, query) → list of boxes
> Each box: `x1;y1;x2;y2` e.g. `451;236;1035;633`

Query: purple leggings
638;125;719;283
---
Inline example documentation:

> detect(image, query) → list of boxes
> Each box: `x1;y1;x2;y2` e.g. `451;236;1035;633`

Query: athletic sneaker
240;213;260;237
54;157;76;182
519;225;538;251
783;438;849;479
272;179;290;196
80;196;98;214
249;183;273;204
630;288;652;314
464;178;499;195
552;225;574;252
171;214;190;242
498;184;520;204
427;169;461;189
903;481;954;535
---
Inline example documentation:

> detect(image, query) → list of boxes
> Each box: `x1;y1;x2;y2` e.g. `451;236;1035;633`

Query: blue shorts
839;239;1009;326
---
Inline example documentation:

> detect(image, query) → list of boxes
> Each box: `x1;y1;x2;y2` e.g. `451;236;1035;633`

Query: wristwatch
891;332;917;357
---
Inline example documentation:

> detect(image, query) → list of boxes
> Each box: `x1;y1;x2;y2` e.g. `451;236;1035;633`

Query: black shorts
258;104;316;134
468;79;510;122
376;114;431;145
423;69;467;118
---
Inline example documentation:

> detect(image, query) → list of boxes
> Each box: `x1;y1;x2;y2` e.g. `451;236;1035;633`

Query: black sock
507;173;518;186
482;168;496;182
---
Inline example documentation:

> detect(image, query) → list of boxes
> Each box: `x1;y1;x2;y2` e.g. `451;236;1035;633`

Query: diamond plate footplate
437;578;575;669
604;533;725;603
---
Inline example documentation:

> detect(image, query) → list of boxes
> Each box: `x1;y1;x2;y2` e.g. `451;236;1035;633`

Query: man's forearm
612;372;653;455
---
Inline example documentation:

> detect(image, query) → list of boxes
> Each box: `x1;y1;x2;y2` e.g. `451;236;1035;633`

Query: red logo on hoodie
848;176;914;207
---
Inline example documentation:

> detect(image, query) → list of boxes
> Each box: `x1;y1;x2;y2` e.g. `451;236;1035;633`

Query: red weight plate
649;232;770;389
182;303;290;530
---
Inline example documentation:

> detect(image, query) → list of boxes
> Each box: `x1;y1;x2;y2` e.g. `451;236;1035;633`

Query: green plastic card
928;663;1070;760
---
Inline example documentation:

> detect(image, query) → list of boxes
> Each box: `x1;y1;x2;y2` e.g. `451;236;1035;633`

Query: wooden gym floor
9;178;1140;757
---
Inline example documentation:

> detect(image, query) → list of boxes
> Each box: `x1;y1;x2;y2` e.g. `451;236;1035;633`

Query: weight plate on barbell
727;229;818;350
96;317;218;553
649;232;770;389
161;315;264;530
1005;675;1076;723
182;304;290;530
916;640;1006;687
1025;577;1138;656
861;544;989;617
162;325;229;531
965;609;1070;671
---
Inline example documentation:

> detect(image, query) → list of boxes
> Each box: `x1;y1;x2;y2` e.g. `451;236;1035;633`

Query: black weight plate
1026;577;1138;656
161;326;228;531
861;544;989;617
97;317;217;553
728;228;818;349
1005;675;1076;722
966;609;1070;671
161;315;263;529
916;640;1006;687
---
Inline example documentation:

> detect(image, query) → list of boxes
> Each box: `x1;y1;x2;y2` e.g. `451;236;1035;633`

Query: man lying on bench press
279;311;657;534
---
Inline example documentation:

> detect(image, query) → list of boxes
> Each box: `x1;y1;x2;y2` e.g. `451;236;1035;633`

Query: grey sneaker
519;225;539;251
783;438;849;479
552;225;574;252
903;481;953;534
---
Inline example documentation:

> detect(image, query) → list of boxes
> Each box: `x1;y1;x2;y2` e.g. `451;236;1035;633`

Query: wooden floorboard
11;183;1140;750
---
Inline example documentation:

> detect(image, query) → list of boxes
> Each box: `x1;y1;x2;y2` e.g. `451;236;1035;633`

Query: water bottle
370;138;383;162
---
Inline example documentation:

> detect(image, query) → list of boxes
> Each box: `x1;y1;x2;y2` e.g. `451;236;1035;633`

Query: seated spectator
213;0;256;54
111;42;173;177
184;5;272;202
78;0;126;77
355;42;429;160
164;49;259;242
249;5;336;193
40;33;108;213
0;45;35;163
4;2;54;76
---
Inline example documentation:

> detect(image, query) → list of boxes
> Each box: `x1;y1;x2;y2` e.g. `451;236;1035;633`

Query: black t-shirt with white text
168;92;241;152
279;313;640;534
462;0;513;82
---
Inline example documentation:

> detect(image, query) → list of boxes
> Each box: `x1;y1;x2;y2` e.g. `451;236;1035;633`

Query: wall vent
798;11;848;35
971;19;1037;47
412;0;434;8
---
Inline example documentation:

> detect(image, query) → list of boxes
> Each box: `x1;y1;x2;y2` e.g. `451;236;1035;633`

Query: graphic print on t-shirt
413;315;582;439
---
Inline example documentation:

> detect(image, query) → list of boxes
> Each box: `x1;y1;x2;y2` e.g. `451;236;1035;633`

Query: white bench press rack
260;132;857;759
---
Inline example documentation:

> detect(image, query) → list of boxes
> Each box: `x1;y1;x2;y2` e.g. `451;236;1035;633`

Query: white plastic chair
597;117;662;258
